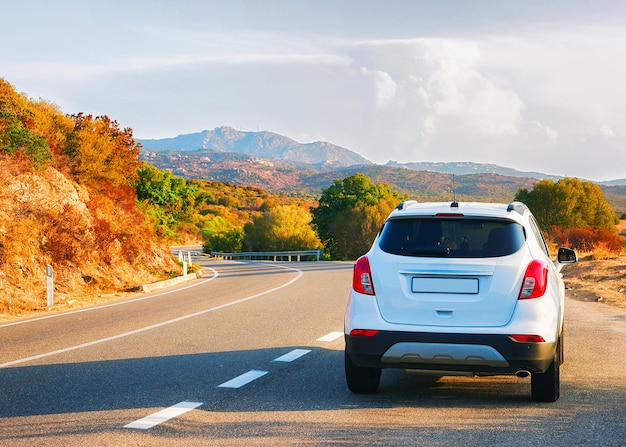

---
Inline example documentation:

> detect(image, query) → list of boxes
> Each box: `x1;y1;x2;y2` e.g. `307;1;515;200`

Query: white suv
344;201;577;402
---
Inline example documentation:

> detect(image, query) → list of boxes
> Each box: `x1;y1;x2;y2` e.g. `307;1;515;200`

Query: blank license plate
412;277;478;294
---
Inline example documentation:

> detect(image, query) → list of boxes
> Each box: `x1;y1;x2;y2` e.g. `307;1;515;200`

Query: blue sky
2;0;626;181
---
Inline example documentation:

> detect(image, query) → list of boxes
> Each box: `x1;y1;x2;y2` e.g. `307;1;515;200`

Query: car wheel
531;340;560;402
345;350;381;394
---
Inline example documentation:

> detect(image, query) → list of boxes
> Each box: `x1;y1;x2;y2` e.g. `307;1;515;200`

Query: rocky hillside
0;158;181;317
0;78;181;317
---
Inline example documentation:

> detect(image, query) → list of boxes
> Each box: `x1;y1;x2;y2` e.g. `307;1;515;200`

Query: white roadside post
45;264;54;307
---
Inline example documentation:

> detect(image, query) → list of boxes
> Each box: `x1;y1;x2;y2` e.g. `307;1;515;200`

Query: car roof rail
396;200;418;210
507;201;529;215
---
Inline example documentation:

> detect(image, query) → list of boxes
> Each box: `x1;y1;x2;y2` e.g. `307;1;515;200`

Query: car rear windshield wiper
408;246;451;257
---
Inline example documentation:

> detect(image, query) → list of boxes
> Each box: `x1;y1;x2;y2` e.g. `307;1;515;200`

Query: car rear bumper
345;330;556;374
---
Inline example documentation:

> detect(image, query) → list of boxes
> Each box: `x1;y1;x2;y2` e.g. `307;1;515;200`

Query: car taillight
509;334;546;343
350;329;380;337
518;259;548;299
353;256;375;295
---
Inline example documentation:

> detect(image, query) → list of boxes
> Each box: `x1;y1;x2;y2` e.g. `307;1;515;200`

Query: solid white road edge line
124;401;203;430
0;265;303;369
218;370;269;389
0;268;220;328
317;331;344;342
273;349;311;363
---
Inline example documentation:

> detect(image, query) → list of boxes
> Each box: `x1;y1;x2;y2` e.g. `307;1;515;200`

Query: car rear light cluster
350;329;380;337
509;334;546;343
353;256;375;295
518;259;548;299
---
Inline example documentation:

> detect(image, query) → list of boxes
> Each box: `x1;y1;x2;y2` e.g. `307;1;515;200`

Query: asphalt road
0;254;624;446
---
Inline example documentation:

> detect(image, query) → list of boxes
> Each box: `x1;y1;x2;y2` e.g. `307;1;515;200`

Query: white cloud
426;58;525;137
528;121;559;144
337;37;528;163
360;67;397;107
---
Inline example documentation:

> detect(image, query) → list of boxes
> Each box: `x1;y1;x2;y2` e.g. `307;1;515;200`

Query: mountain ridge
139;127;625;185
385;161;563;182
138;126;371;168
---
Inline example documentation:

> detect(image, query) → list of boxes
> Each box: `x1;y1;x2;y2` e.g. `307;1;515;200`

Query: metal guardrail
210;249;322;262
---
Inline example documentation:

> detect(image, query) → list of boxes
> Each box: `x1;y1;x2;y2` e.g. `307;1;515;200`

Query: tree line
137;166;621;259
200;174;622;259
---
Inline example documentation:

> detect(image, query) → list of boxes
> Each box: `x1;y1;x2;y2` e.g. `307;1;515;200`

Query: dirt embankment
562;256;626;310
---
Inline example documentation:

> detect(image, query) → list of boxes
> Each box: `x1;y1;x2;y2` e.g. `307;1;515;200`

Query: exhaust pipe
516;370;531;378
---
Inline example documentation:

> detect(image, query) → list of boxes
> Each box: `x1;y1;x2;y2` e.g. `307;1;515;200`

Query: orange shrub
550;226;625;254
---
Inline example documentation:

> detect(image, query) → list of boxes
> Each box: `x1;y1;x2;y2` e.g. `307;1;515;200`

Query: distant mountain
138;127;626;210
385;161;562;181
141;148;318;190
141;148;540;202
138;126;371;168
601;179;626;186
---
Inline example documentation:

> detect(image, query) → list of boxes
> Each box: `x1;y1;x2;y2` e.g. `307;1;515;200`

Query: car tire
345;350;381;394
531;339;560;402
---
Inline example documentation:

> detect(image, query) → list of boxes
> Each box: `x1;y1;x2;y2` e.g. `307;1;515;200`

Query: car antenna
451;174;459;207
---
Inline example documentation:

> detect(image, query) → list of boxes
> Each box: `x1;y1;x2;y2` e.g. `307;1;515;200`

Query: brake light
350;329;380;337
518;260;548;299
353;256;375;295
509;334;546;343
435;213;464;217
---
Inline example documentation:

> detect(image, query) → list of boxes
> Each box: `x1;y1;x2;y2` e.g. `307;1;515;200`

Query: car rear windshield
378;217;525;258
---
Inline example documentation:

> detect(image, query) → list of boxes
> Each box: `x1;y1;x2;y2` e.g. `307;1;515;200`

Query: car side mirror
557;247;577;264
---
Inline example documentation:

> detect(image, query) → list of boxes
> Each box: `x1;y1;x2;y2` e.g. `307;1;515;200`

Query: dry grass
619;218;626;238
562;255;626;310
557;219;626;311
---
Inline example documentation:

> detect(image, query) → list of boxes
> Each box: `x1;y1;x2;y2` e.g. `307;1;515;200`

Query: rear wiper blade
408;246;451;256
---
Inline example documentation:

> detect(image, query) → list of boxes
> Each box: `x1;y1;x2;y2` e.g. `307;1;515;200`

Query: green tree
515;178;616;230
202;216;231;234
0;111;53;168
243;204;321;251
203;226;244;253
134;163;197;237
0;79;55;169
312;173;405;259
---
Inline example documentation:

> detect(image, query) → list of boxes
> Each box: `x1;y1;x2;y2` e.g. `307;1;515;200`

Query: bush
202;227;244;253
0;111;54;169
550;226;625;254
516;178;615;230
243;204;321;252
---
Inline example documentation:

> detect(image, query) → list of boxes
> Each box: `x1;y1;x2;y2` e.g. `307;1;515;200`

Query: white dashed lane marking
273;349;311;363
124;401;203;430
124;332;338;429
218;369;269;389
317;331;343;342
